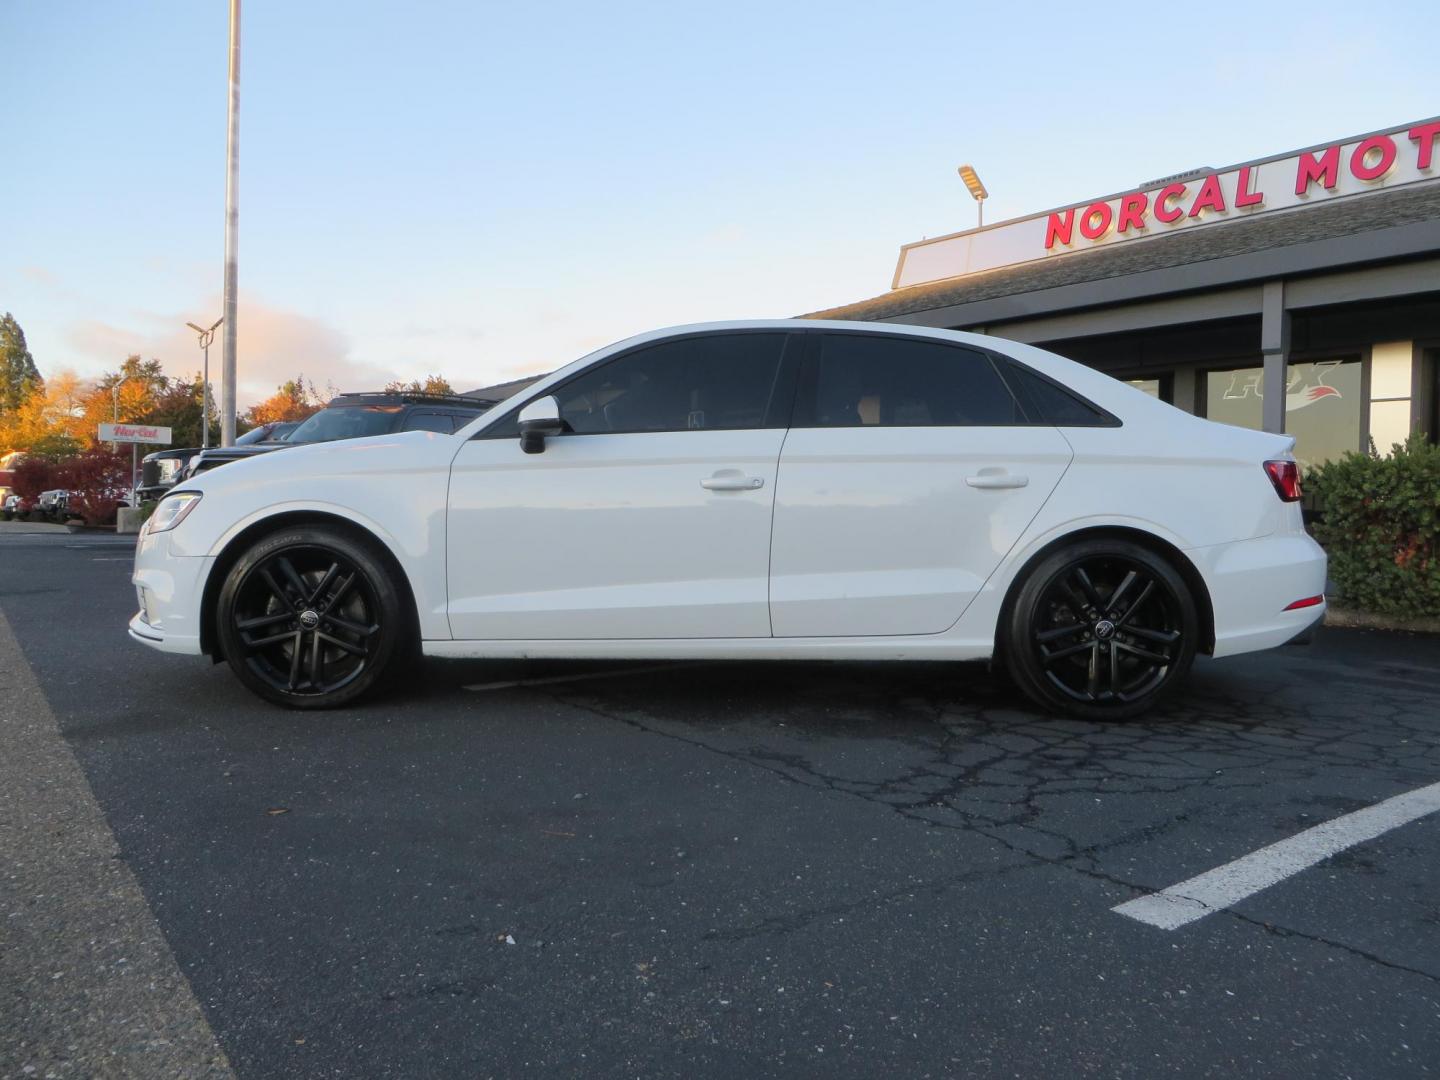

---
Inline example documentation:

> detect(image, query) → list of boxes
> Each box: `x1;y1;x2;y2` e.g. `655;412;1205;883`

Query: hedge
1307;433;1440;618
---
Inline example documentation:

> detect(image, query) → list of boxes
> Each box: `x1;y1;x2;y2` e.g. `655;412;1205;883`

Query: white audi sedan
129;321;1326;718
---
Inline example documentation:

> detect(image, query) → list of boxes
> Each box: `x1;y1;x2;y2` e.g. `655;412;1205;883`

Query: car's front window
287;405;404;444
554;333;788;434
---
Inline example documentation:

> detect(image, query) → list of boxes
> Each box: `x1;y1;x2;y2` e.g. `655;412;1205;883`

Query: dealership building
808;117;1440;469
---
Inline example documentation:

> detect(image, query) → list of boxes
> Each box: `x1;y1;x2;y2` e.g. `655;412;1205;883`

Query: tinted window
1001;362;1113;426
550;333;788;434
805;334;1022;427
288;405;404;443
403;411;455;433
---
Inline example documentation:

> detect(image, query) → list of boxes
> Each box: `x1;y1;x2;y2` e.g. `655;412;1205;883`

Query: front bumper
128;529;214;657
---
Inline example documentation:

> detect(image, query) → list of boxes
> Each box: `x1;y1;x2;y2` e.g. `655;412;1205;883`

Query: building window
1204;359;1362;469
1126;378;1162;399
1368;341;1413;455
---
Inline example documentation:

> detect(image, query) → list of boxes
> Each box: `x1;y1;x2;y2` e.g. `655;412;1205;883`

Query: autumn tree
0;370;90;455
244;376;326;426
0;313;43;416
81;355;168;435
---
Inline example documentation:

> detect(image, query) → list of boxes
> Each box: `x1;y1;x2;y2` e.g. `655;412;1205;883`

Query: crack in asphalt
526;663;1440;984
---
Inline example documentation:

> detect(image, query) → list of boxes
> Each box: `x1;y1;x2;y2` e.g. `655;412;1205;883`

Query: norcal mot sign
893;117;1440;289
99;422;172;445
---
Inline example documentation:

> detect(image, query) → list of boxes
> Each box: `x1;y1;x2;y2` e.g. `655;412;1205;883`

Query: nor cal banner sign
893;117;1440;289
99;422;172;445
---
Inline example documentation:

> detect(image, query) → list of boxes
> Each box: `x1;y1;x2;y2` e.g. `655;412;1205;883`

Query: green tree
384;374;455;396
143;373;215;448
0;313;43;415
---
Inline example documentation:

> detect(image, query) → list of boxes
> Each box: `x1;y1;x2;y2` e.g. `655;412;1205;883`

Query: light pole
185;317;223;448
958;164;989;228
110;374;139;498
220;0;242;446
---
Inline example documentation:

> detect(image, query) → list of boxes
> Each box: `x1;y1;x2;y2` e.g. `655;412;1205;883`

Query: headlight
147;491;203;533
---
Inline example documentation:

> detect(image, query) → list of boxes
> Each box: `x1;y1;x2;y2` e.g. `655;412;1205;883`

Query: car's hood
183;430;452;495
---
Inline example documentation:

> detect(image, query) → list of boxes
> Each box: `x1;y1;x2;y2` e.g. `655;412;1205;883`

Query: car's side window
403;411;455;433
798;334;1026;428
538;333;790;435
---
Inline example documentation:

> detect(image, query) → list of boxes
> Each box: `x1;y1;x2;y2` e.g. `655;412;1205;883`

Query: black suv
180;391;498;482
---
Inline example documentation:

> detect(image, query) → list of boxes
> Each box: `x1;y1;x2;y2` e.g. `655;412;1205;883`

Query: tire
1003;538;1198;720
215;525;409;709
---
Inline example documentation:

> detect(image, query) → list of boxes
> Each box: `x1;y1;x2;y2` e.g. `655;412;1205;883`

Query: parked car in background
130;321;1327;718
37;488;70;521
179;393;497;482
139;422;302;502
1;492;21;519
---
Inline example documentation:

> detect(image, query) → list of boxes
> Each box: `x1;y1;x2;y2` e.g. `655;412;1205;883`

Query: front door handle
701;474;764;491
966;471;1029;490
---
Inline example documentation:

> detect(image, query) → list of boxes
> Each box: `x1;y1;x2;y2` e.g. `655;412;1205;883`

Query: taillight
1264;460;1302;502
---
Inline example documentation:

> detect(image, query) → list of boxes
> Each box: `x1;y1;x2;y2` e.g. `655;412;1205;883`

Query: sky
2;0;1438;407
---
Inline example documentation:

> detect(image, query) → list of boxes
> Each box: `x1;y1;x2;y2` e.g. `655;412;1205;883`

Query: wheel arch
199;509;421;660
994;525;1216;659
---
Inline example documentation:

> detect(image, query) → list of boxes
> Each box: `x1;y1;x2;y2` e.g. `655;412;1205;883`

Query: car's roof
325;391;496;409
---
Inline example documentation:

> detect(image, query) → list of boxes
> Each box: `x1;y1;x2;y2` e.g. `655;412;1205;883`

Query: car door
446;331;799;640
769;331;1074;637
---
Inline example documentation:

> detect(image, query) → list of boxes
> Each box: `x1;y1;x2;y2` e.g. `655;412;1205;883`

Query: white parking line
1114;779;1440;930
463;662;703;692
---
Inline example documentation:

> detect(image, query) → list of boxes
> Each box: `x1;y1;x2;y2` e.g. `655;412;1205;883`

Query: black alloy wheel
1005;539;1198;720
216;526;408;708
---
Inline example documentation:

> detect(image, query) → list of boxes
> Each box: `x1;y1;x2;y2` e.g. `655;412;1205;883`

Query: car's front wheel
215;525;408;709
1004;539;1198;720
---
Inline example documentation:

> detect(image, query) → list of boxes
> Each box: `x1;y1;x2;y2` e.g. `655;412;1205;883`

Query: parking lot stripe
1114;779;1440;930
463;662;703;692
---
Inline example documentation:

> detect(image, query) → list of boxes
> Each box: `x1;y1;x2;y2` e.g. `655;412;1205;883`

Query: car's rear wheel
1004;539;1198;720
215;525;406;709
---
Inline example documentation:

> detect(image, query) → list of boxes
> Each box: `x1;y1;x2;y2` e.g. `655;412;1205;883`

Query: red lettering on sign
1078;202;1112;240
1350;134;1396;181
1187;174;1227;218
1234;165;1264;208
1045;208;1076;249
1410;122;1440;170
1295;145;1340;195
1154;184;1187;223
1117;191;1148;233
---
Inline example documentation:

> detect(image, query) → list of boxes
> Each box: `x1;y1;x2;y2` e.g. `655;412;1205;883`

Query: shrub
1308;433;1440;618
10;456;54;506
54;448;131;527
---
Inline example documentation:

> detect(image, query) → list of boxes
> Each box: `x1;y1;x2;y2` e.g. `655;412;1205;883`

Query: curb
1325;606;1440;635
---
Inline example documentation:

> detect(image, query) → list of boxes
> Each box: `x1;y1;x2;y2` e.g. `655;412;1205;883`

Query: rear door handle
701;474;764;491
965;472;1029;490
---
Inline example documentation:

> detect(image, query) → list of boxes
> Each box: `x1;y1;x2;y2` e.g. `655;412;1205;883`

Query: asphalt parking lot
3;529;1440;1079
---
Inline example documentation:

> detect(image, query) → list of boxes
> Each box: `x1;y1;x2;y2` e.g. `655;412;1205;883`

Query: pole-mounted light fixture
957;164;988;227
186;317;223;449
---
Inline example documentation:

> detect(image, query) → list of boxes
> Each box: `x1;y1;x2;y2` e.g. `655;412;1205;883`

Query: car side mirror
517;395;567;454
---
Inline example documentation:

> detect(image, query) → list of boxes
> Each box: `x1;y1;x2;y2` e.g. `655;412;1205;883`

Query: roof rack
329;390;498;408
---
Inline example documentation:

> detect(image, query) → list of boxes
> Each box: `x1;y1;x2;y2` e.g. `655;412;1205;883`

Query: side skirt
422;636;993;662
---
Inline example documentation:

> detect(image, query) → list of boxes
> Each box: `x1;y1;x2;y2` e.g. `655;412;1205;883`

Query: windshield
235;421;300;445
287;405;404;444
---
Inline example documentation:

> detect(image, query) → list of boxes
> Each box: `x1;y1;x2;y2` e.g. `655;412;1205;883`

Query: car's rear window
1000;361;1117;427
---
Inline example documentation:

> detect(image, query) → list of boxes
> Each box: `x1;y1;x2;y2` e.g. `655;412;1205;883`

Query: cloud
62;295;399;408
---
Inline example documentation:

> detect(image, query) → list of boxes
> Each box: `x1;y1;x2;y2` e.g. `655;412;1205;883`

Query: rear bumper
1283;610;1324;647
1189;532;1328;659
